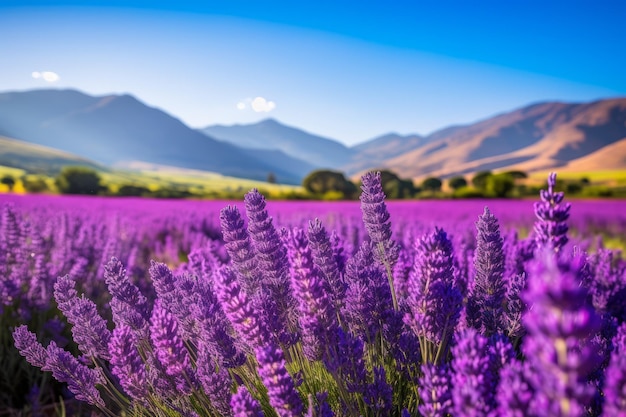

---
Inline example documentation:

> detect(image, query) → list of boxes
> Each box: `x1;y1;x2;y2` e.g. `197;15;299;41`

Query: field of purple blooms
1;172;626;416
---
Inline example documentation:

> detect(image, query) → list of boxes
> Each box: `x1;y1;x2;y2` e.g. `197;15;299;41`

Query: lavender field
1;173;626;416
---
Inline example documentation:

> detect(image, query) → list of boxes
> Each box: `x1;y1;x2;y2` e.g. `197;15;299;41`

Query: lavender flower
603;323;626;416
230;386;264;417
196;345;233;417
220;205;262;293
359;171;399;309
104;257;150;332
54;275;111;360
150;300;194;393
109;324;149;401
255;344;304;417
451;328;497;416
522;252;601;416
13;325;48;368
534;172;571;253
245;188;296;344
215;266;269;347
405;227;462;363
325;328;368;396
342;241;394;342
418;363;452;417
307;218;346;309
364;366;393;414
43;341;105;408
467;207;506;336
496;360;534;417
288;228;338;361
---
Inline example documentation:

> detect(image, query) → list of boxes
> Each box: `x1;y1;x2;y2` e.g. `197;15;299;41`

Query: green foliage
117;184;152;197
21;176;49;193
1;175;15;191
379;170;417;199
471;170;492;190
452;187;485;198
485;173;515;197
302;169;357;199
502;170;528;179
448;176;468;190
55;166;104;195
422;177;442;192
266;172;277;184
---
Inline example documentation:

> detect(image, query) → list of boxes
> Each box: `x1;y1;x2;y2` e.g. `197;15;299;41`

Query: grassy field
0;164;304;198
529;170;626;185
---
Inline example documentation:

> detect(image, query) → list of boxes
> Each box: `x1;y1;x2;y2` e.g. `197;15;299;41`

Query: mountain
0;135;104;174
357;98;626;179
200;118;354;168
343;133;429;174
0;89;308;184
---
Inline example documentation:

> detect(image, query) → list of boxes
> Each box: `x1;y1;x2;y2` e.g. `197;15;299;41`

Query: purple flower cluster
6;171;626;416
534;172;571;253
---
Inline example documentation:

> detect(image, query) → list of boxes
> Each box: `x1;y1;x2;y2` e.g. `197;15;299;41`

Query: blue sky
0;0;624;145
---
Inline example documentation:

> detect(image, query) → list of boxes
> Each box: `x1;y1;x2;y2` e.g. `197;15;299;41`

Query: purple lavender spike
451;328;497;417
307;218;346;309
364;366;393;414
196;344;233;416
288;227;338;361
522;252;601;416
359;171;399;310
53;275;111;360
215;266;269;348
342;241;394;342
534;172;571;253
43;341;105;408
104;257;150;332
109;324;149;401
405;227;462;363
600;323;626;416
150;299;195;394
230;386;264;417
467;206;506;336
244;188;296;344
255;344;304;417
220;205;262;293
13;325;48;368
418;363;452;417
496;360;534;416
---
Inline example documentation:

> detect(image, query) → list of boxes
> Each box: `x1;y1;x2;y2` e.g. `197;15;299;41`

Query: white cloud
251;96;276;112
32;71;60;82
236;97;276;112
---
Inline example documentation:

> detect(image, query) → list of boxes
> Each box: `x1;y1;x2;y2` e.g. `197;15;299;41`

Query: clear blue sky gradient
1;0;624;145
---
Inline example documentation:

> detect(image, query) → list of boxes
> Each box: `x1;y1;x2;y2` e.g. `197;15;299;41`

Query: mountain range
0;88;625;184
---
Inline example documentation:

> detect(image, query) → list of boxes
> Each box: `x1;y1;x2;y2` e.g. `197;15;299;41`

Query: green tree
117;184;151;197
21;176;49;193
267;172;277;184
485;173;515;197
503;170;528;179
302;170;357;199
448;176;468;190
422;177;442;192
1;175;15;191
472;171;493;190
379;169;417;199
55;166;103;195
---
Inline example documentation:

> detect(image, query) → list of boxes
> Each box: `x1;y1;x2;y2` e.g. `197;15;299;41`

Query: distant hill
344;133;429;174
200;118;354;168
352;98;626;179
0;135;104;174
2;89;625;184
0;89;308;184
